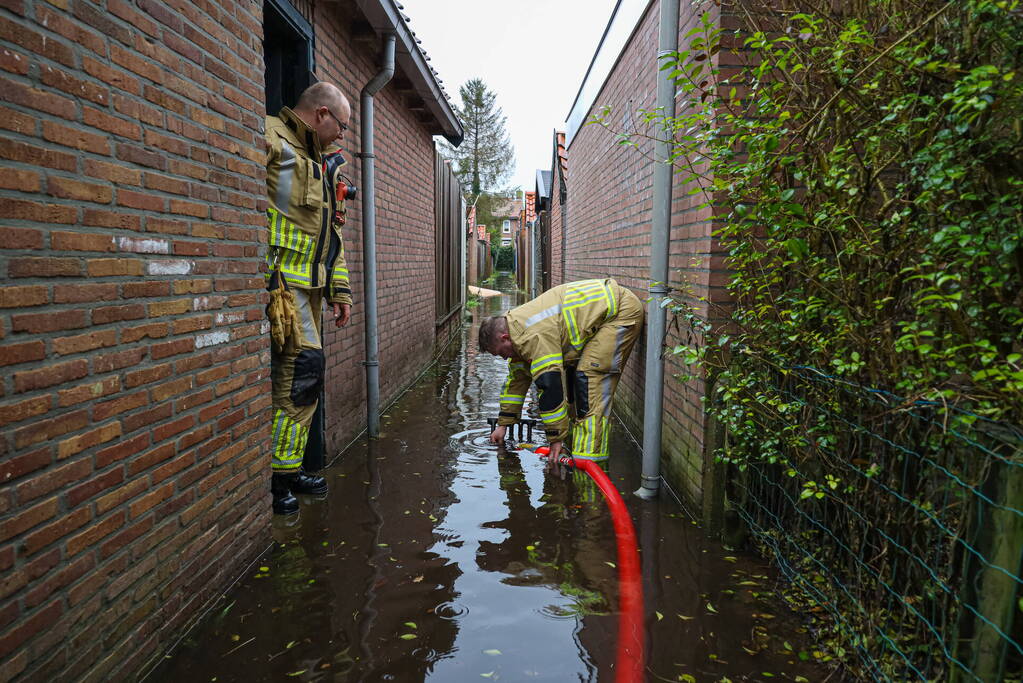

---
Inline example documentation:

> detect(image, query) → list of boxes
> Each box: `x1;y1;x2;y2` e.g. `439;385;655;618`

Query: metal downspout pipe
636;0;680;499
359;34;395;437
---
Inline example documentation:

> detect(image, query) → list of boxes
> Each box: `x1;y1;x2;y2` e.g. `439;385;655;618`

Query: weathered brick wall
0;0;270;678
549;161;565;286
310;2;450;454
1;0;460;675
564;0;727;504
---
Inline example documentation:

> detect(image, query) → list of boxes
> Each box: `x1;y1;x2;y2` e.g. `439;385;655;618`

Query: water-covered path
152;276;822;682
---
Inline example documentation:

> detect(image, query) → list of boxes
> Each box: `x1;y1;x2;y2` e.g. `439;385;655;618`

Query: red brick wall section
311;3;449;454
563;0;727;504
0;0;271;679
549;148;565;286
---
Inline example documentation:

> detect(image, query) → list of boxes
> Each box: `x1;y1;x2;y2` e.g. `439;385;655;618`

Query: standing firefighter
265;82;354;515
479;278;644;465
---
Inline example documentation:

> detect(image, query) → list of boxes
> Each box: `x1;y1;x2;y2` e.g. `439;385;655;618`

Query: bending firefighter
265;82;354;515
479;279;644;466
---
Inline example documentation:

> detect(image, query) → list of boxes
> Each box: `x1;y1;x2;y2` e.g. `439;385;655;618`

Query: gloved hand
266;272;301;352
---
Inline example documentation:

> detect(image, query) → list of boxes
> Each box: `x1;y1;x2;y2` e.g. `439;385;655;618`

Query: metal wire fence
725;365;1023;682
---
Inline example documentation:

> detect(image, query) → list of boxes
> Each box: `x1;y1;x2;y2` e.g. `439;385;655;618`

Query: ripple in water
433;600;470;620
411;646;439;663
448;428;494;452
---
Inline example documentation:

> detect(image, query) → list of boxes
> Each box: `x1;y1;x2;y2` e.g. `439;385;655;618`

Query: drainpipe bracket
355;152;376;160
362;360;380;367
648;284;669;295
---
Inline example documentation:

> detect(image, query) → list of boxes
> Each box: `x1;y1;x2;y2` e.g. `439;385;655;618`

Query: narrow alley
151;275;822;682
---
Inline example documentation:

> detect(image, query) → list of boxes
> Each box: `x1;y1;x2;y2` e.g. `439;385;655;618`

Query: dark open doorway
263;0;314;116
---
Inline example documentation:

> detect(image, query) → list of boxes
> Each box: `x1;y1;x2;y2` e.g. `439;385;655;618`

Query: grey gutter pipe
359;33;396;438
636;0;679;500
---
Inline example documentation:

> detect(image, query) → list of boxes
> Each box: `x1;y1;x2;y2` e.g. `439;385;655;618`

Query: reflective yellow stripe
531;354;562;374
271;409;308;470
541;404;567;423
571;416;610;461
266;208;315;288
562;281;616;349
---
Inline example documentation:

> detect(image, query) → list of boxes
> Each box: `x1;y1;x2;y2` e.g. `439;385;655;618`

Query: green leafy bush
594;0;1022;677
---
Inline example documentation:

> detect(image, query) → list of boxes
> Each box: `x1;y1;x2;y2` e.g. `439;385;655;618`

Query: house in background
0;0;462;679
491;196;521;248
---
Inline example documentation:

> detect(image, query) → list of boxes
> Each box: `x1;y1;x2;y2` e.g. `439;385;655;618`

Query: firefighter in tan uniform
265;82;354;515
478;279;644;465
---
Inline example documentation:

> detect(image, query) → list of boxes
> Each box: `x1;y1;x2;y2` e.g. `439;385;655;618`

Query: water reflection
151;273;824;683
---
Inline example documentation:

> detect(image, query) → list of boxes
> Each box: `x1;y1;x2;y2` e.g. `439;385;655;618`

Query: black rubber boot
271;473;299;515
289;471;328;495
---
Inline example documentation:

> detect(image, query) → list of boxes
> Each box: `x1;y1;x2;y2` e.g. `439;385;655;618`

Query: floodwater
151;275;824;683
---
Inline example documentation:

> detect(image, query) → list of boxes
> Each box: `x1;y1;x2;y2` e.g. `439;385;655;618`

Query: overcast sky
401;0;619;192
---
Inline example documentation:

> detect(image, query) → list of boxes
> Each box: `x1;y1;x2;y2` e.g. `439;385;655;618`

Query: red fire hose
535;447;645;683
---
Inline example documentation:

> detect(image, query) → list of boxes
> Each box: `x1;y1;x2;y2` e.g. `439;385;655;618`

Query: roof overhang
353;0;464;146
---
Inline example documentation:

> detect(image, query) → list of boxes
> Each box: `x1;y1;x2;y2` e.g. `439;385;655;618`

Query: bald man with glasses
264;82;355;515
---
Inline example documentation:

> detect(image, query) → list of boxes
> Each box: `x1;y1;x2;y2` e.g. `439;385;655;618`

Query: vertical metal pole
636;0;680;500
359;34;395;437
970;449;1023;681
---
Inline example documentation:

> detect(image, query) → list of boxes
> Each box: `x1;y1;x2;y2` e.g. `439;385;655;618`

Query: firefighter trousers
568;286;644;462
270;287;325;472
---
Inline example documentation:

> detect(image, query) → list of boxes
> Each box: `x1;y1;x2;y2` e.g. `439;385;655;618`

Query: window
264;0;314;116
502;220;511;234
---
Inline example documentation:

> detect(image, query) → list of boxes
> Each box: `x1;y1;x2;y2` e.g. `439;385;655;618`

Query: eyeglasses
325;108;348;134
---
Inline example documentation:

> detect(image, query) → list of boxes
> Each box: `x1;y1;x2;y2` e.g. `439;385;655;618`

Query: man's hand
489;425;507;445
548;441;564;461
332;303;351;327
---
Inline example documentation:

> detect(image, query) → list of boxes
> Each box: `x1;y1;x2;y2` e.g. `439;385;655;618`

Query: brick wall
307;1;457;453
0;0;459;679
549;134;566;286
562;0;727;504
0;0;270;678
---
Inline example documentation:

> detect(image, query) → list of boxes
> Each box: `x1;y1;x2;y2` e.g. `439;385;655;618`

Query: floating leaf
605;562;616;568
230;635;240;642
655;611;664;621
480;673;495;678
525;545;535;551
677;614;694;621
706;602;717;614
405;622;417;629
412;575;424;583
285;641;296;649
723;556;737;563
795;677;810;683
399;634;417;640
285;671;306;677
679;675;696;683
483;649;502;656
259;566;270;572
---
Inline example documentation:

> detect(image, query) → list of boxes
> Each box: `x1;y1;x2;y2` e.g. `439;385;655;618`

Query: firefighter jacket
497;278;625;443
265;107;352;305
